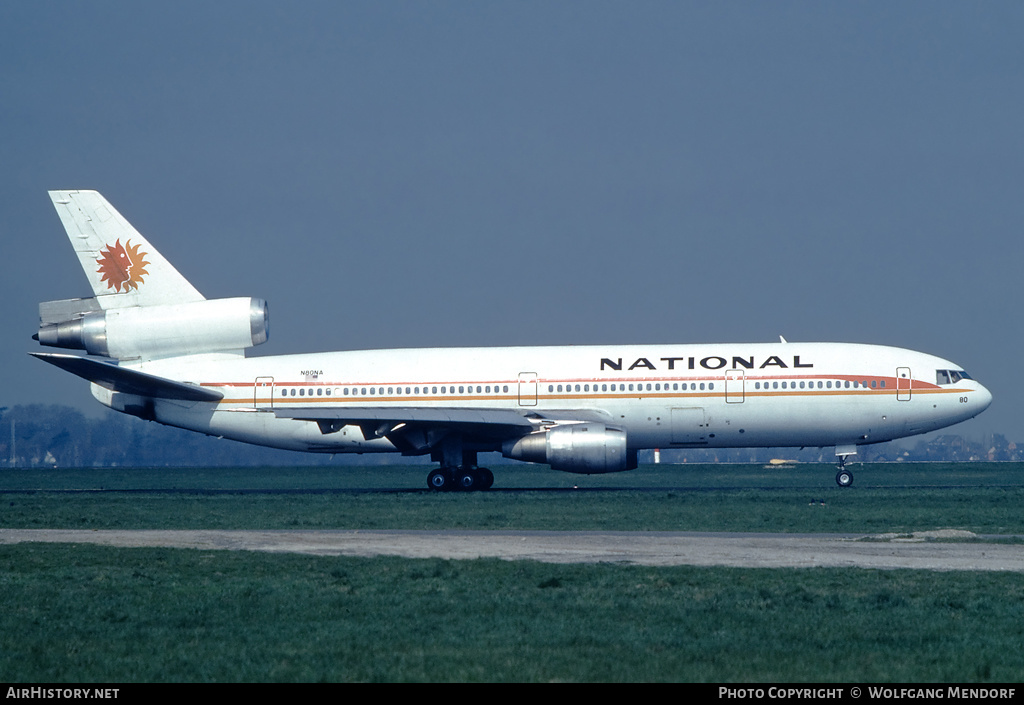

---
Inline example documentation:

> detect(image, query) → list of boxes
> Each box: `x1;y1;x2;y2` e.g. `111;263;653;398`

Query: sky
1;2;1021;443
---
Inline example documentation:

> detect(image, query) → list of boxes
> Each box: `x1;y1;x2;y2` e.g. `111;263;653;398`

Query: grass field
3;462;1024;534
2;462;1024;682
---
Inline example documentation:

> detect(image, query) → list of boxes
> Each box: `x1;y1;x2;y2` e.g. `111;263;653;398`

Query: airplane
31;190;993;490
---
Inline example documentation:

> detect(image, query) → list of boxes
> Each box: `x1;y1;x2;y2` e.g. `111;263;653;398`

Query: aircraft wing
275;406;534;440
274;406;616;455
30;352;224;402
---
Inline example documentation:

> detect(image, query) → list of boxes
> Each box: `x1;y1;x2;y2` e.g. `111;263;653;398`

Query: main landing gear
426;436;495;491
427;466;494;492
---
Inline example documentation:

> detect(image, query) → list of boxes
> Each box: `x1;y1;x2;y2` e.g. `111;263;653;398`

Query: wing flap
30;352;223;402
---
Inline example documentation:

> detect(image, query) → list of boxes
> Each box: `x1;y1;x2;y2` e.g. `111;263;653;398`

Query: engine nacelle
36;297;269;360
502;423;636;474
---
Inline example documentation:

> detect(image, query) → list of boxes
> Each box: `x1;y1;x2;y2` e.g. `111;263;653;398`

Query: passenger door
254;377;274;409
518;372;538;407
896;367;911;401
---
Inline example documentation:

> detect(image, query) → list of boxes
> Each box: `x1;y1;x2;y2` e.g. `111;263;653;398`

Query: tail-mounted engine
36;296;269;360
502;422;636;474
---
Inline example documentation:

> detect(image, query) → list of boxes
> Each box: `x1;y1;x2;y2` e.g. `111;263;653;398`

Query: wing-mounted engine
502;422;637;474
35;296;269;360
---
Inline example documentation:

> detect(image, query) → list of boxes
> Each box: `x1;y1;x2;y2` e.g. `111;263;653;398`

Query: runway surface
2;528;1023;571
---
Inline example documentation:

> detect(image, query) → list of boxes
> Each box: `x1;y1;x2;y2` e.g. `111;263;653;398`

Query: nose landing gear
834;444;857;487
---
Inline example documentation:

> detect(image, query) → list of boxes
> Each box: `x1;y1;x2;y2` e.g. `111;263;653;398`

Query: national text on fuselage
599;356;814;372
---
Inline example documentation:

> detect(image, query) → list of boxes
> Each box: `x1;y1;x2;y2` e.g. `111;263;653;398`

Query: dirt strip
2;528;1022;571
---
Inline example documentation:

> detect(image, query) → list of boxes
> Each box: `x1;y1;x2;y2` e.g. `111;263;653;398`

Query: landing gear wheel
428;466;494;492
427;468;454;491
835;469;854;487
455;467;478;492
477;467;494;490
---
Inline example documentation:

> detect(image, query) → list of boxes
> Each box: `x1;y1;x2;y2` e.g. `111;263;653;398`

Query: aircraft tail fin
38;191;269;361
48;190;205;308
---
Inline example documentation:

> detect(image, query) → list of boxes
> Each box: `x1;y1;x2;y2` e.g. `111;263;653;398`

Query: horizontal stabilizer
30;352;223;402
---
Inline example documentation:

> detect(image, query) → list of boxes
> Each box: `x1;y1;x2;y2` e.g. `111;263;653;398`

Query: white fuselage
96;341;992;456
39;191;993;485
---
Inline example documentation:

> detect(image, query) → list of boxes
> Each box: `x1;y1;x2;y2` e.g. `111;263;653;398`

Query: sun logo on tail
96;239;150;292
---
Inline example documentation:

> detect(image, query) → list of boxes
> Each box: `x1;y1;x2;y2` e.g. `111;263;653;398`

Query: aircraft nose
974;383;993;415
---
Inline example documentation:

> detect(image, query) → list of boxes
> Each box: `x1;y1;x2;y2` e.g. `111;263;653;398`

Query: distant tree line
0;404;1010;468
0;404;387;468
645;433;1010;464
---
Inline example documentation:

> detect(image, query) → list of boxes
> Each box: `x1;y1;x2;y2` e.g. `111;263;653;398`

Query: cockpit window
937;369;972;385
